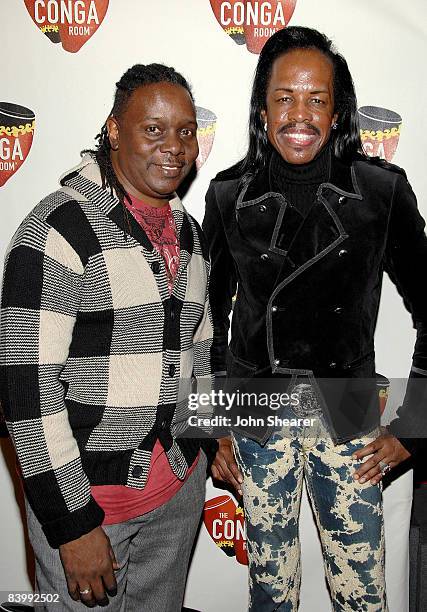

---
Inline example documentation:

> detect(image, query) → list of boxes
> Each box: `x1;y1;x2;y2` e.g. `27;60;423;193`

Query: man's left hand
353;428;410;485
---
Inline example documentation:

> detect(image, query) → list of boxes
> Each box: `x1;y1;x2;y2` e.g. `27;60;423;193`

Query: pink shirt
91;194;199;525
126;194;180;292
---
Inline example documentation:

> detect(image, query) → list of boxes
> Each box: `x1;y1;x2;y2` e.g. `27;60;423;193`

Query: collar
59;154;191;254
237;151;362;209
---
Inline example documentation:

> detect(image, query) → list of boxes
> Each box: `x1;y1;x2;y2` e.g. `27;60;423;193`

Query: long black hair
236;26;364;185
82;63;194;209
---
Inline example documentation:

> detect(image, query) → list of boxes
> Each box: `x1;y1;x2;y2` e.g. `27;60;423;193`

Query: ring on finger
79;587;92;596
378;460;391;476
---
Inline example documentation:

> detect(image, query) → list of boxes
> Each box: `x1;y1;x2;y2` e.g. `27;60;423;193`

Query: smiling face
261;48;338;165
107;82;199;206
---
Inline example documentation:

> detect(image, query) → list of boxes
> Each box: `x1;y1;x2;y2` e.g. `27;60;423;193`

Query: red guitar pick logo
196;106;217;170
359;106;402;162
24;0;109;53
0;103;35;188
210;0;297;54
203;495;248;565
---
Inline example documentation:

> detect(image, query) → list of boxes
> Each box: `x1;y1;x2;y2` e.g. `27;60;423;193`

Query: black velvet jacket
203;154;427;446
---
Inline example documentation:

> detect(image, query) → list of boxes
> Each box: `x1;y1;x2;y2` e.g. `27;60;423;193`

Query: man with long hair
0;63;216;610
204;26;427;611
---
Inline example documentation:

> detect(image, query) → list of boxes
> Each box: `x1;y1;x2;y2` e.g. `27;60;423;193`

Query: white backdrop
1;1;426;610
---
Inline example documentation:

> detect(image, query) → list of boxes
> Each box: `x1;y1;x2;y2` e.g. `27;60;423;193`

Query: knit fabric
124;195;180;293
92;193;191;523
269;140;331;217
0;154;213;548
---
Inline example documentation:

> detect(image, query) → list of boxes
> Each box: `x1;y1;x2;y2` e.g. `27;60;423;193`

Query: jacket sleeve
202;181;238;376
0;212;104;548
383;174;427;454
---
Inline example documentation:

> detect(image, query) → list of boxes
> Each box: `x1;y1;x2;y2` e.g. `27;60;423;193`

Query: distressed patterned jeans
232;405;387;612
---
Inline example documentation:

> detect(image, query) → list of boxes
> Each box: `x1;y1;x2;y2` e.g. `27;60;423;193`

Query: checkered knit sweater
0;155;214;548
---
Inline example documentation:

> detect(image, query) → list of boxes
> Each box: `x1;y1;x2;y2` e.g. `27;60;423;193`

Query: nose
160;130;184;156
288;98;313;124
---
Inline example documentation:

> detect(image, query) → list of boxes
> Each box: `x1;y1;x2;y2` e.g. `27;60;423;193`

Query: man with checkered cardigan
0;64;217;611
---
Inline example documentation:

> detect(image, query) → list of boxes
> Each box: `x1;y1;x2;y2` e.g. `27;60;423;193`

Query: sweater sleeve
190;221;219;460
384;174;427;454
0;212;104;548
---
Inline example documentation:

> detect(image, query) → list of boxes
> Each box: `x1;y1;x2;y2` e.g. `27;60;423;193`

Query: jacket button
338;249;348;257
260;253;269;261
170;308;175;320
274;359;280;366
259;204;267;213
338;196;346;204
333;306;343;314
160;419;167;429
271;305;278;313
168;364;176;377
151;261;161;274
329;362;337;369
132;465;143;478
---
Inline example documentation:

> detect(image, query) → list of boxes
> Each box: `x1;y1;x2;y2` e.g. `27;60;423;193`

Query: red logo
210;0;297;54
203;495;248;565
196;106;217;170
358;106;402;162
0;103;35;188
24;0;109;53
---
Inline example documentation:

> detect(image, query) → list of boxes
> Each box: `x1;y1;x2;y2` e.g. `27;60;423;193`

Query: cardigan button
274;359;281;366
271;305;278;313
131;465;143;478
338;249;348;257
168;364;176;377
151;261;161;274
333;306;343;314
338;196;346;204
329;362;337;369
259;204;267;213
260;253;269;261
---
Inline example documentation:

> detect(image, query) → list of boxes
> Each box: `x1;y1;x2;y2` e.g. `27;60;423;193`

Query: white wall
2;1;425;609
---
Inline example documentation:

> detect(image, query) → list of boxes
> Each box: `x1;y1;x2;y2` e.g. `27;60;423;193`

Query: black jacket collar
237;152;362;207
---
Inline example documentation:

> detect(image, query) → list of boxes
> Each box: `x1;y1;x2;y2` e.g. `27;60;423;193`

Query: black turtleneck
269;141;332;217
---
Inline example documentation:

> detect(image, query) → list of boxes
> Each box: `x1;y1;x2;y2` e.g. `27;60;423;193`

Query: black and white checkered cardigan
0;155;214;548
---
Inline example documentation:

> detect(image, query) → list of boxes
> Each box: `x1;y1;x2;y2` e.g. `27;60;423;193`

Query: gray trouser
26;452;207;612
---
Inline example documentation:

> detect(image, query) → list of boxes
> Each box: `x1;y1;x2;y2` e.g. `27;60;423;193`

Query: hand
211;436;243;495
59;526;119;607
353;428;411;485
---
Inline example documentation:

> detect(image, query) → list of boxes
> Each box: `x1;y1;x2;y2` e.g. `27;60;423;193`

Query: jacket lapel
236;153;363;288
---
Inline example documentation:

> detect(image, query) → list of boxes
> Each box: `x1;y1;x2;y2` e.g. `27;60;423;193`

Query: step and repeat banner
1;1;426;610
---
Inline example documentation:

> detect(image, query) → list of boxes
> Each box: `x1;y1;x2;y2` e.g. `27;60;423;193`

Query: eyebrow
143;116;198;125
274;88;330;94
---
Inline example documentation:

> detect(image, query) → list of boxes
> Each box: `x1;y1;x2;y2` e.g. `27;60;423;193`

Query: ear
106;116;119;151
332;112;339;126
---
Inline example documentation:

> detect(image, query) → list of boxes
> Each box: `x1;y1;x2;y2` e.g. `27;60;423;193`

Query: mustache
278;122;321;136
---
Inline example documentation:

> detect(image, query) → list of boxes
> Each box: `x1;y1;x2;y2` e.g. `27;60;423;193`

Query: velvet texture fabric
203;154;427;447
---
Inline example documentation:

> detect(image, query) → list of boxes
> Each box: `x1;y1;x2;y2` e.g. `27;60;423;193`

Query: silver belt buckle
290;383;322;417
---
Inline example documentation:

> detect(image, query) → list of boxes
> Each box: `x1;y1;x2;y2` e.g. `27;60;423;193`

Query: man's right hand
59;526;119;607
211;436;243;495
